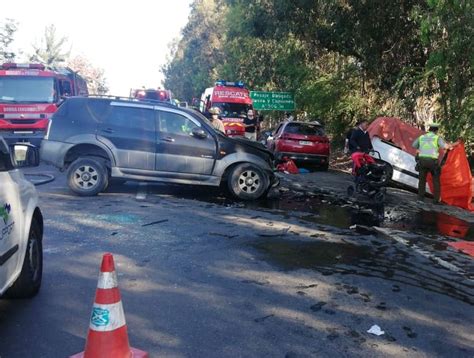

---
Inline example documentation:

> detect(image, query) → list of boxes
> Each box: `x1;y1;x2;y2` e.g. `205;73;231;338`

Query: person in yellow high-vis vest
412;123;452;203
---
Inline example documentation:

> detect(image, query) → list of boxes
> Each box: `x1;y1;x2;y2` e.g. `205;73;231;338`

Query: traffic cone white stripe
89;302;127;332
97;271;118;289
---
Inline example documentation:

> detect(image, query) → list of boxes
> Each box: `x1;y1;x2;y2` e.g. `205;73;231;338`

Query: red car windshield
0;76;57;104
285;123;325;136
213;102;251;118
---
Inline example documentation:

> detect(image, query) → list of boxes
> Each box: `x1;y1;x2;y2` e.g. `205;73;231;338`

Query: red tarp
368;117;474;211
367;117;422;156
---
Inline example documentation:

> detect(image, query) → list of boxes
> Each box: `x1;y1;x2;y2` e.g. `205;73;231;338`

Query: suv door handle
101;128;114;134
160;137;175;143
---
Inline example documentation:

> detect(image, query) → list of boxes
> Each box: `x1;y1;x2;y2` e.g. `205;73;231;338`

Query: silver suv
41;97;277;200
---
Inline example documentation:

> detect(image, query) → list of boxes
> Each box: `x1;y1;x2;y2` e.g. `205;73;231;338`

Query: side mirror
192;127;208;139
11;144;40;168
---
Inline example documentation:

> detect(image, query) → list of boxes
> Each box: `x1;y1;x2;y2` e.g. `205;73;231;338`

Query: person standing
284;112;294;122
344;126;356;154
244;109;258;140
349;119;373;154
208;107;225;133
412;123;451;203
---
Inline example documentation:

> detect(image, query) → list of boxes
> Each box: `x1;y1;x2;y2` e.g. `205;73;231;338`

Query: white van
0;138;43;298
371;136;431;193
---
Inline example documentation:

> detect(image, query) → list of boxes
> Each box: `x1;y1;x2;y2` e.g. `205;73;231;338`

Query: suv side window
158;111;198;136
105;105;154;129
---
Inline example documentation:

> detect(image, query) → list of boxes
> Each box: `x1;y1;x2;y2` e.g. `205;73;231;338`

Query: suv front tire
67;157;108;196
227;163;269;200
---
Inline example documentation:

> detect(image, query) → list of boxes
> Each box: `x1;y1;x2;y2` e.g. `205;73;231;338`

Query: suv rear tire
5;218;42;298
67;157;108;196
227;163;269;200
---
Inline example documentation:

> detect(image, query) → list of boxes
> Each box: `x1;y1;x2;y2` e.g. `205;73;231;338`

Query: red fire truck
0;63;88;146
131;88;175;104
200;80;253;137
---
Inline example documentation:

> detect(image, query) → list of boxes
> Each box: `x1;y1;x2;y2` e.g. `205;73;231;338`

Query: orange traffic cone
71;253;148;358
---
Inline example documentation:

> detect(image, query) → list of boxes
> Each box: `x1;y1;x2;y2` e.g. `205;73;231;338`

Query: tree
30;24;70;66
0;18;18;62
417;0;473;144
163;0;473;150
162;0;227;102
67;56;109;94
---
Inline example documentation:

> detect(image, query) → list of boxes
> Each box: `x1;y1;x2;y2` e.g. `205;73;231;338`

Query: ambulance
200;80;253;137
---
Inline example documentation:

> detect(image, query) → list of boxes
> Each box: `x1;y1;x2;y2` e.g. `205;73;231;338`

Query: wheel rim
28;234;41;282
73;165;99;190
238;170;261;194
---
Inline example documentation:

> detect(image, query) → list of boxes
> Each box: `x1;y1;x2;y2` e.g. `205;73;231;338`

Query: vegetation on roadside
163;0;473;152
0;20;108;94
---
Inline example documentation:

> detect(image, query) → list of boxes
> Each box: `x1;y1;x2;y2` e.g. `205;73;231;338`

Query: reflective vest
418;132;440;159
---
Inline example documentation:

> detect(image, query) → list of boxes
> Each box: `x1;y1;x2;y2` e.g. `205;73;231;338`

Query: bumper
275;152;329;165
0;130;45;147
40;140;73;168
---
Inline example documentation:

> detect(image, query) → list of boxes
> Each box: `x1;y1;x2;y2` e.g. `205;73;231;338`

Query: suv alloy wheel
67;157;109;196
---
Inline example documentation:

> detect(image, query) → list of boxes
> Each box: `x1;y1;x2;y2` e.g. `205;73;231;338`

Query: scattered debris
141;219;169;227
310;302;327;312
254;314;274;323
296;284;318;289
209;232;239;238
367;325;385;336
403;326;418;338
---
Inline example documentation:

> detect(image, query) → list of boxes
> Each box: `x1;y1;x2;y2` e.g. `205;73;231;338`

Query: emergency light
215;80;245;88
1;63;45;70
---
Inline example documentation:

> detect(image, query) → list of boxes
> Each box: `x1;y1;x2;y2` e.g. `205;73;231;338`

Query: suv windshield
0;76;57;104
285;123;325;136
213;102;251;118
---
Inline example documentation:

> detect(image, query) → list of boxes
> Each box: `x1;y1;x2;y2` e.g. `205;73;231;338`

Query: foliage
163;0;473;150
0;18;18;62
162;0;227;102
416;0;473;147
29;24;70;67
67;56;109;94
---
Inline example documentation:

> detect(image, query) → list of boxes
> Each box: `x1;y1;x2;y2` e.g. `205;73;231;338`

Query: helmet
428;122;440;128
209;107;220;115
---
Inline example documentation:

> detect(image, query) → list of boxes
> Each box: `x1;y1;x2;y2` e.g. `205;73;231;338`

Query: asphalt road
0;165;473;357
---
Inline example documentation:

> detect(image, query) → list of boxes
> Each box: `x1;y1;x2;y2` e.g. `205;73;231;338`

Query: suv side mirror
192;127;208;139
11;144;40;168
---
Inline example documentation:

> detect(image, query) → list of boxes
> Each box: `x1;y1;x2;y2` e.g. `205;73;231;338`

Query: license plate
299;140;312;145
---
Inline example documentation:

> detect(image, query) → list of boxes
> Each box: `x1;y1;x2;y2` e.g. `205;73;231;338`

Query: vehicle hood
230;137;274;157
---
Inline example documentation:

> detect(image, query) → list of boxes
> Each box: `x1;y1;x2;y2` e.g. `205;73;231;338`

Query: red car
267;121;330;170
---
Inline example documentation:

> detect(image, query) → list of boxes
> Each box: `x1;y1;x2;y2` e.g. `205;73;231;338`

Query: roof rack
79;94;178;108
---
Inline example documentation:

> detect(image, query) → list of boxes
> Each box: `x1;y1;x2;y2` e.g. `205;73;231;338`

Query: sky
2;0;192;96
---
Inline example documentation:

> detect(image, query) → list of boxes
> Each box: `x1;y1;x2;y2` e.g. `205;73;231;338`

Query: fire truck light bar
1;63;46;70
215;80;245;88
